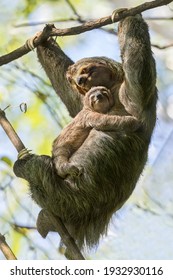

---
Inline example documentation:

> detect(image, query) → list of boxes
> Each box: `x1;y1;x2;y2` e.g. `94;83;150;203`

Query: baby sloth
52;86;139;179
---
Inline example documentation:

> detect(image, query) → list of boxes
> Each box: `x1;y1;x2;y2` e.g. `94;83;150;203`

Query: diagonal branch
0;233;17;260
0;109;25;152
0;0;172;66
0;108;85;260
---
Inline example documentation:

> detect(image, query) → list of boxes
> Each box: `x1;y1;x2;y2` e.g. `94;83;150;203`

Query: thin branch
13;223;36;231
0;0;172;66
15;20;116;36
48;214;85;260
14;17;173;28
37;209;85;260
14;17;79;27
0;233;17;260
152;43;173;49
0;108;85;260
14;16;173;29
15;0;84;27
0;109;25;152
65;0;84;23
146;16;173;20
14;16;173;28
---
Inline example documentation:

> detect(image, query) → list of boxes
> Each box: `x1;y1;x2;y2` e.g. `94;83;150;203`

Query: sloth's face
67;62;115;95
84;86;114;113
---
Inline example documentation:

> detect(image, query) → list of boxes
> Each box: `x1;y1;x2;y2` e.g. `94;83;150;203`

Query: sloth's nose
96;93;103;100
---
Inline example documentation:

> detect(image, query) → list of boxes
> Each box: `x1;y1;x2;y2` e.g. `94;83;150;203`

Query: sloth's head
84;86;114;113
66;57;124;96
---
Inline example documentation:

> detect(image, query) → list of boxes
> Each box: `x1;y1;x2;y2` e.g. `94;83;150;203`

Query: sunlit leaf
0;156;13;167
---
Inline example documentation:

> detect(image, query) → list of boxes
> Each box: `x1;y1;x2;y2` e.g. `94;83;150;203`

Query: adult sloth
13;13;157;255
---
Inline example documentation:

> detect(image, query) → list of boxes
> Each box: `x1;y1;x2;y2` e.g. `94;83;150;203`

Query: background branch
65;0;84;23
0;233;17;260
152;43;173;49
0;0;172;66
14;16;173;28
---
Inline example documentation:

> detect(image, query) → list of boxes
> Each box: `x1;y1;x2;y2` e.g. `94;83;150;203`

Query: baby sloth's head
84;86;114;113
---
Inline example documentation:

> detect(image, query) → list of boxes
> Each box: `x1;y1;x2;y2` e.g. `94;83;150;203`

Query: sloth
13;12;157;257
52;86;138;180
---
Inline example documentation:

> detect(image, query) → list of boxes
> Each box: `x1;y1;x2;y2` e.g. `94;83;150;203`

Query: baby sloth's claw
67;165;81;177
65;165;83;191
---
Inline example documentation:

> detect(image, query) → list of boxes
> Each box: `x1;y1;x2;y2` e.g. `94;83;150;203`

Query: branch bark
0;233;17;260
0;0;172;66
0;109;25;152
0;108;85;260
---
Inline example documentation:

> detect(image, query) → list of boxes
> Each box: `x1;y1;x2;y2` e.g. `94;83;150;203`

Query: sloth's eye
80;68;86;74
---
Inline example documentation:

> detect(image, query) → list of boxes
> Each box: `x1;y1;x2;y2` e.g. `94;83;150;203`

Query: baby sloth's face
85;86;114;113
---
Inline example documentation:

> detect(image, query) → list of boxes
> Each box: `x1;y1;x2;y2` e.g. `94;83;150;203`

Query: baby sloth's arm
85;111;140;132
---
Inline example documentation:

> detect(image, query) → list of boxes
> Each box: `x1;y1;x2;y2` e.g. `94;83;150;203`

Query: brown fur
52;86;139;179
13;14;157;255
66;59;124;95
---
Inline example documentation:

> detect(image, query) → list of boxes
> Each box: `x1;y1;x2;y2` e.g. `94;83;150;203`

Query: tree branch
152;43;173;49
65;0;84;23
0;109;25;152
0;108;85;260
0;0;172;66
14;17;79;27
0;233;17;260
14;16;173;29
37;209;85;260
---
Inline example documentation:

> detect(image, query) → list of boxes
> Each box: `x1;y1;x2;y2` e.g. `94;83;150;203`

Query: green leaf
0;156;13;167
